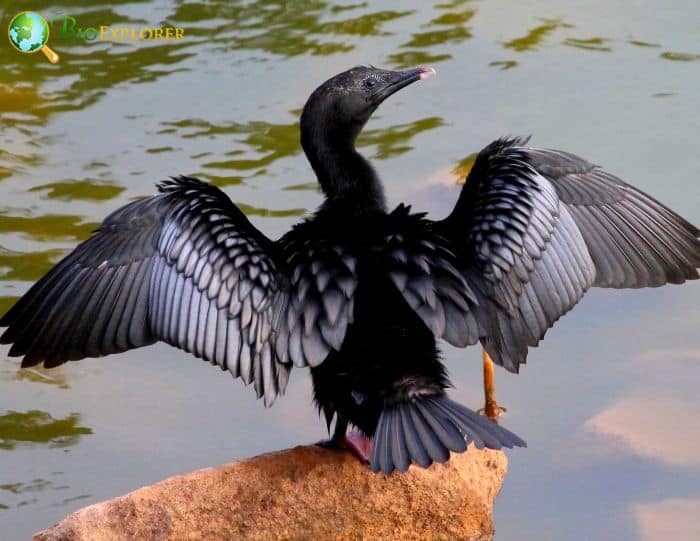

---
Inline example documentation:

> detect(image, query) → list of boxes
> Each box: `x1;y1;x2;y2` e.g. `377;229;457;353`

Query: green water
1;1;699;539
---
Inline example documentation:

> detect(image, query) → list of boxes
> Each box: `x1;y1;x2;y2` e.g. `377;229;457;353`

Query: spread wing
0;176;290;406
526;147;700;288
436;136;700;372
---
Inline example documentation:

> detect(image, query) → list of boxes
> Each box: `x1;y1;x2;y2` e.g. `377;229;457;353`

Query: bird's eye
363;78;376;89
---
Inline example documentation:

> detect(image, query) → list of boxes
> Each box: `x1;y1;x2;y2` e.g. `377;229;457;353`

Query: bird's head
301;65;436;147
300;65;436;210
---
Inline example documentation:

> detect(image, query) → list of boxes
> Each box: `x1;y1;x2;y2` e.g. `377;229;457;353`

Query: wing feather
527;147;700;288
275;226;358;368
384;206;480;348
439;137;597;371
437;137;699;371
0;176;291;406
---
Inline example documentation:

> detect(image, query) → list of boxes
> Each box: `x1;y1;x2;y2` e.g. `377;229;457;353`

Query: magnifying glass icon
8;11;60;64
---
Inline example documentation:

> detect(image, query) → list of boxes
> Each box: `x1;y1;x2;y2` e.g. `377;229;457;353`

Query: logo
8;11;59;63
8;12;186;63
51;16;185;42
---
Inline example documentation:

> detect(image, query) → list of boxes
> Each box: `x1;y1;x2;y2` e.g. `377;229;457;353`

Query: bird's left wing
525;147;700;288
434;135;700;372
436;137;597;372
1;176;290;405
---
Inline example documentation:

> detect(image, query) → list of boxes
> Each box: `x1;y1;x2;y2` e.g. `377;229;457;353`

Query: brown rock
33;444;508;541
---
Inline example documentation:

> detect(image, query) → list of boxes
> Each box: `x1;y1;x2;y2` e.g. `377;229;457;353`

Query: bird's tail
370;394;526;474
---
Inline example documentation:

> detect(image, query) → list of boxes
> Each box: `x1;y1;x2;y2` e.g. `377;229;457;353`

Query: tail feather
371;395;526;474
431;398;504;449
415;401;466;450
390;411;410;473
399;407;430;468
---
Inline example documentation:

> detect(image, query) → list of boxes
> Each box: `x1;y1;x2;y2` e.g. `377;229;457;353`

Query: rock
33;444;508;541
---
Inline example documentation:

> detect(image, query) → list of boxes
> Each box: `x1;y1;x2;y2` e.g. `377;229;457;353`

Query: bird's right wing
1;176;290;405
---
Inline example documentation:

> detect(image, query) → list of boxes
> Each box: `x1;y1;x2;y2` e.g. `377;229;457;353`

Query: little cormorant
2;66;699;474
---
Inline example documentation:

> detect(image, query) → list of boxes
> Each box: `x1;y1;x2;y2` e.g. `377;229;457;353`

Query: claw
477;403;507;423
315;438;339;449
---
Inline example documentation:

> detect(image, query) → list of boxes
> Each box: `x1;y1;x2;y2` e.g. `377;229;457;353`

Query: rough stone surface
33;444;508;541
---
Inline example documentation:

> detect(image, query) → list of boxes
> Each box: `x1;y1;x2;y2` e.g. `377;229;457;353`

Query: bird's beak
371;66;436;105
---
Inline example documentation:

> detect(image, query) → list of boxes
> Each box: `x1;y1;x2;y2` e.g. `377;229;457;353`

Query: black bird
2;66;699;475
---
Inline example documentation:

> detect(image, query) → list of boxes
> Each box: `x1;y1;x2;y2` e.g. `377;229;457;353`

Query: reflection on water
0;214;97;241
0;410;92;450
156;114;446;186
563;37;612;52
189;118;300;174
0;85;42;113
489;60;518;70
659;51;700;62
585;395;700;466
1;0;699;540
0;472;88;512
170;1;414;57
29;179;125;201
0;297;16;316
503;18;572;52
3;366;71;389
387;50;452;70
158;115;300;187
628;39;661;48
633;498;700;541
402;25;472;48
0;248;64;281
389;1;473;67
580;349;700;469
360;117;445;159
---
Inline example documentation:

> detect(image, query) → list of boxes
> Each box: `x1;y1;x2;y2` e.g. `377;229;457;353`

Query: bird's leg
315;415;372;464
331;415;349;447
477;349;507;422
315;414;347;448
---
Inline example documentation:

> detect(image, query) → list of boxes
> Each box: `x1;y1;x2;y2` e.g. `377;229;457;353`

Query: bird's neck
303;130;387;215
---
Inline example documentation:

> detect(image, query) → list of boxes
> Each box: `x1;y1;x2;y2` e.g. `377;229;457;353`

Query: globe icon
8;11;59;63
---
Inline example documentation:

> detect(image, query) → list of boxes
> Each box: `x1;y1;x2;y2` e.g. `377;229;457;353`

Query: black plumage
2;66;699;474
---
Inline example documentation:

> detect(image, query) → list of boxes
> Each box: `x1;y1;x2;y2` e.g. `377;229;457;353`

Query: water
1;1;698;539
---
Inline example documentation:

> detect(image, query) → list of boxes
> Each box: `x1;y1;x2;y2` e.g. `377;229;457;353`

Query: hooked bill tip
419;66;437;80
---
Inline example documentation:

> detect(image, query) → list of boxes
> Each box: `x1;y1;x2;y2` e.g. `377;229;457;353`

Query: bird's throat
310;144;387;215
